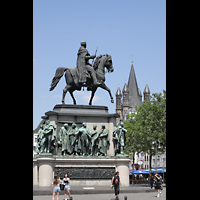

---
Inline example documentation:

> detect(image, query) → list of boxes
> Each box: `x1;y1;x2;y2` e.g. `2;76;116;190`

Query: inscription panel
55;167;115;179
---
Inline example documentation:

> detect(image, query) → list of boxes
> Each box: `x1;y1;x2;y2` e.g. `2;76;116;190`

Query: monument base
33;105;130;187
33;155;130;187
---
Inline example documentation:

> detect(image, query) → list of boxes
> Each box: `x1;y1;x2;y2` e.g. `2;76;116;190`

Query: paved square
33;187;166;200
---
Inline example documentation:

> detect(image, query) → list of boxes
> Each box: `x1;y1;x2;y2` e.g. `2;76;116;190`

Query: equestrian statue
49;41;114;105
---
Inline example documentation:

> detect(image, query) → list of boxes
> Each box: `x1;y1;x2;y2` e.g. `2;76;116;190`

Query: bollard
124;196;127;200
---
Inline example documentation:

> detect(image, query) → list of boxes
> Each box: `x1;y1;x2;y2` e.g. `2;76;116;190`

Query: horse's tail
49;67;67;91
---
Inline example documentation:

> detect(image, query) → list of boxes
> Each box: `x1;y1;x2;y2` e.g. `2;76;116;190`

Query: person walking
111;171;122;200
63;173;71;200
154;173;163;197
150;174;154;189
51;174;60;200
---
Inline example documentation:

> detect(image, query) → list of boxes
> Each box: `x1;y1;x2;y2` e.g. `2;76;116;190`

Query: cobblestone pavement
33;187;166;200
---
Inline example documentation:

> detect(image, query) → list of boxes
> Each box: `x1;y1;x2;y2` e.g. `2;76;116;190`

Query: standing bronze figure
113;122;127;155
98;124;110;156
40;120;56;154
79;122;91;156
49;41;114;105
59;123;71;156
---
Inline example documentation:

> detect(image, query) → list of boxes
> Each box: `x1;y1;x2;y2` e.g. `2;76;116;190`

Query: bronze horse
49;54;114;105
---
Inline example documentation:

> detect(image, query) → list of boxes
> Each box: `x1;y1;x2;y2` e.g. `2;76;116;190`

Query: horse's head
104;54;114;73
93;54;114;74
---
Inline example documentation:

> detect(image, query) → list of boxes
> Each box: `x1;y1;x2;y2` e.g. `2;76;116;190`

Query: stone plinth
33;105;130;187
33;155;130;187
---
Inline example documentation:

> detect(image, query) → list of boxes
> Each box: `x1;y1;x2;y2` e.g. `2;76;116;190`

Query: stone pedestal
33;161;38;185
37;155;55;186
33;156;130;186
116;159;130;186
33;104;130;187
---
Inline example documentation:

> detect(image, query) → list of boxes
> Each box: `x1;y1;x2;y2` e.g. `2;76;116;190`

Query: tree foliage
124;90;166;157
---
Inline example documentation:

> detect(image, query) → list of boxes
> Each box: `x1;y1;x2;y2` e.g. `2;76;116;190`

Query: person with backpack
154;173;163;197
111;171;122;200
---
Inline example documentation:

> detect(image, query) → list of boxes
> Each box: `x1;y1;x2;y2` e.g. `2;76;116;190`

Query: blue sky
33;0;166;129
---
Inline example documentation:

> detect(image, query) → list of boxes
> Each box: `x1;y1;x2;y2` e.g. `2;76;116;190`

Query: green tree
124;90;166;181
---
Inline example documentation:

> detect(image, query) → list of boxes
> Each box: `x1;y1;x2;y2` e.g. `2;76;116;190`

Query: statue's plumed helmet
80;41;86;46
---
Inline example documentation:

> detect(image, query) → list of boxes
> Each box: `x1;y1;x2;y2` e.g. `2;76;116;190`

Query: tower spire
115;87;122;120
127;62;142;111
143;84;150;101
122;83;129;117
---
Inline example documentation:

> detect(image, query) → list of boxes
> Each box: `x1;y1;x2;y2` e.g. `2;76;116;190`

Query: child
51;174;60;200
63;173;71;200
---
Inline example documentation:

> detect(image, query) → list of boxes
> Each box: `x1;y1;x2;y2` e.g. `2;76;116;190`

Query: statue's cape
77;46;88;55
76;47;89;83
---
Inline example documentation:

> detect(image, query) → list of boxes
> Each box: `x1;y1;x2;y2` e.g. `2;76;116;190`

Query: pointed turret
122;83;129;116
116;87;122;96
122;83;128;93
115;87;122;120
127;63;142;111
143;84;150;101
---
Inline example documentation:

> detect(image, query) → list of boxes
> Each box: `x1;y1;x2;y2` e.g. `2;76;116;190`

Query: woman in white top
63;173;71;200
51;174;60;200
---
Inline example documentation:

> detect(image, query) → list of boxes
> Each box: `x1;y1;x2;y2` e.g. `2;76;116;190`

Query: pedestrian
111;171;122;200
63;173;71;200
150;174;154;189
51;174;60;200
154;173;163;197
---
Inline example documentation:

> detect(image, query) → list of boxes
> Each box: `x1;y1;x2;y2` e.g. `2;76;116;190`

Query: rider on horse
76;41;100;86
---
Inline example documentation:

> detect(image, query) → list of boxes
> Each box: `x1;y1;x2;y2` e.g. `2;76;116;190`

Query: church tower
115;60;149;122
122;83;129;117
127;62;142;111
143;84;150;101
115;87;122;120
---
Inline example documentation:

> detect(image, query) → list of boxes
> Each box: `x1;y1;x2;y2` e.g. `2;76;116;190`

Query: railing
130;179;166;185
130;179;149;184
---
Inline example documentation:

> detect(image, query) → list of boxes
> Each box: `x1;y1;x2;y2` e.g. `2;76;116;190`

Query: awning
129;168;166;175
129;170;149;175
144;168;166;173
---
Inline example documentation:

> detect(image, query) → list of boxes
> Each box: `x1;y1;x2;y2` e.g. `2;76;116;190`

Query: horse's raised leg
89;87;97;105
99;83;114;103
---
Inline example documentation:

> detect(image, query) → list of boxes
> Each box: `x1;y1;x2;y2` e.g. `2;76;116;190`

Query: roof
122;83;128;93
127;64;142;109
116;87;122;96
143;84;150;94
